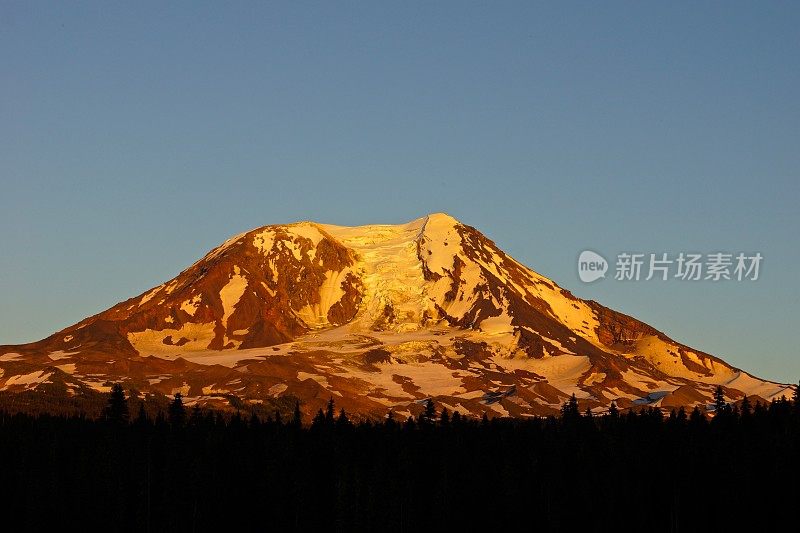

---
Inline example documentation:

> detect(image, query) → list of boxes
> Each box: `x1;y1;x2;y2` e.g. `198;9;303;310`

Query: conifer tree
561;393;580;422
418;399;435;424
312;409;326;427
191;405;203;426
104;383;129;423
740;395;752;418
168;392;186;426
714;386;727;415
424;399;436;423
325;397;335;423
135;401;148;425
336;408;350;428
689;405;706;426
292;401;303;428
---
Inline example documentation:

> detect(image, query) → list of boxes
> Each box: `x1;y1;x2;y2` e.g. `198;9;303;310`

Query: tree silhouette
741;395;752;418
248;410;260;428
714;386;727;416
168;392;186;426
191;405;204;426
561;393;580;422
135;402;148;425
292;401;303;428
325;397;335;423
103;383;129;423
336;408;350;428
312;408;326;427
1;385;800;530
419;399;436;424
689;405;706;426
608;401;619;419
793;381;800;411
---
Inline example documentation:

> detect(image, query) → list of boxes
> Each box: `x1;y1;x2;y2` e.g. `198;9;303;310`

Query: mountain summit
0;213;790;418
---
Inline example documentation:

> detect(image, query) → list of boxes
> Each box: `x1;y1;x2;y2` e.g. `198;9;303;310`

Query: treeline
0;383;298;420
0;385;798;532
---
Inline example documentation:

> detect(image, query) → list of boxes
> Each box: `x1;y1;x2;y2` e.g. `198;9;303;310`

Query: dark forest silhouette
0;384;798;531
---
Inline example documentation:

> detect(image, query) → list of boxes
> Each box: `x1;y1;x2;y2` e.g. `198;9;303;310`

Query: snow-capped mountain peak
0;214;791;418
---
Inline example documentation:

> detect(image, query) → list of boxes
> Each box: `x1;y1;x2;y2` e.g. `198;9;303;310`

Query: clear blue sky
1;2;798;382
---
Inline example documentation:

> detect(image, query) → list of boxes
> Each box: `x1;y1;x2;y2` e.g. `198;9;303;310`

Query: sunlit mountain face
0;213;790;419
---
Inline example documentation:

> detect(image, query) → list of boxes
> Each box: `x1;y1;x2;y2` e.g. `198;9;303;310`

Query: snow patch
478;307;515;336
3;370;50;389
220;266;248;327
48;350;78;361
584;372;606;386
253;229;275;255
635;335;736;382
297;371;338;394
389;362;470;397
55;363;77;374
180;295;202;316
724;371;793;401
268;383;288;396
287;223;325;246
128;322;217;354
139;286;162;306
494;354;592;398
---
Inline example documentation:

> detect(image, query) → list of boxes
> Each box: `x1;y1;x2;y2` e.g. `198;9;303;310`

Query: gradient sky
1;2;798;382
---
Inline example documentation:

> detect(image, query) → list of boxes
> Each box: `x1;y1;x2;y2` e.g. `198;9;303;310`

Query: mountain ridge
0;213;791;418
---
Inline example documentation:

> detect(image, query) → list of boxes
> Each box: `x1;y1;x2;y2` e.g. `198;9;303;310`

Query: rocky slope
0;213;791;419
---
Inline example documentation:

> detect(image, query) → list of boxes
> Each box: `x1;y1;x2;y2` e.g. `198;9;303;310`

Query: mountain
0;213;791;418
